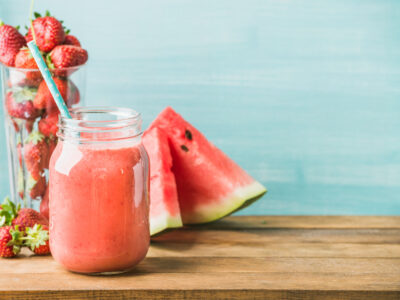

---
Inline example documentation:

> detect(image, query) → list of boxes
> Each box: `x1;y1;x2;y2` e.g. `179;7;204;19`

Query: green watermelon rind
150;214;183;236
182;181;267;224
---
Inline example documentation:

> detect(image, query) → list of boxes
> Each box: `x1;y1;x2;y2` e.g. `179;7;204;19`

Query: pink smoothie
49;140;149;273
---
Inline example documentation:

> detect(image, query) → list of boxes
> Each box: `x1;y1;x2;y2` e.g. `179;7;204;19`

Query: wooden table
0;216;399;299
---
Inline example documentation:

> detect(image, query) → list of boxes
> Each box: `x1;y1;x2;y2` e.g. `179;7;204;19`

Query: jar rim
62;106;141;125
59;106;143;143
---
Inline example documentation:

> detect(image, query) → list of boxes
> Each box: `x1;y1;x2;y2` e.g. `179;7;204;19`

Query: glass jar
49;107;150;274
1;64;86;212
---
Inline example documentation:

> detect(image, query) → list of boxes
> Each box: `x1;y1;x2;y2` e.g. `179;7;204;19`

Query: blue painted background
1;0;400;215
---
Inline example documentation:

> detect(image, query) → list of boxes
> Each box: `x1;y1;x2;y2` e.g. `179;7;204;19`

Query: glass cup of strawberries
0;13;88;214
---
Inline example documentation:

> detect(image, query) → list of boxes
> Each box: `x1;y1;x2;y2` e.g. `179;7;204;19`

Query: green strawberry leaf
34;12;41;19
45;10;51;17
22;224;48;250
0;19;4;27
25;130;45;145
15;25;20;30
11;86;38;103
0;197;19;226
46;54;55;69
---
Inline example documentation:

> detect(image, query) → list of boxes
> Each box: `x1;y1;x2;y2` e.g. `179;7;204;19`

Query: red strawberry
5;89;40;120
12;208;48;230
38;111;59;137
26;16;65;52
14;48;38;69
24;131;49;181
34;78;80;111
64;34;81;47
14;48;43;86
47;45;88;69
0;21;26;66
0;226;23;258
40;185;49;220
28;175;47;200
24;224;50;255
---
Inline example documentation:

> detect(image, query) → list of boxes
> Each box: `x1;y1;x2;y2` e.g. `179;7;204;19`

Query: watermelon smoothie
49;107;150;274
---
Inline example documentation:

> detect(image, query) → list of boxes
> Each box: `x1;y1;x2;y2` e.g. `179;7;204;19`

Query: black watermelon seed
181;145;189;152
185;129;193;140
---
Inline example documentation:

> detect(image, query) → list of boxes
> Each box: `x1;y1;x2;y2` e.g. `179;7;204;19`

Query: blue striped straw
27;40;72;119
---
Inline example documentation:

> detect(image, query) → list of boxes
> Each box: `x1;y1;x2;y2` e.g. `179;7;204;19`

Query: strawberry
34;78;80;111
5;89;40;120
24;131;49;181
0;20;26;66
14;48;43;86
26;16;65;52
0;197;19;227
38;111;59;137
64;34;81;47
14;47;38;69
12;207;48;230
23;224;50;255
40;185;49;220
47;45;88;69
0;226;23;258
28;175;47;200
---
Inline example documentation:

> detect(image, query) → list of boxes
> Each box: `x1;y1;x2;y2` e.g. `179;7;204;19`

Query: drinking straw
27;40;72;119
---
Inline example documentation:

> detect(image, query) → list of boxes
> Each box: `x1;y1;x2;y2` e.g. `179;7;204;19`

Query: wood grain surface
2;0;400;215
0;216;399;299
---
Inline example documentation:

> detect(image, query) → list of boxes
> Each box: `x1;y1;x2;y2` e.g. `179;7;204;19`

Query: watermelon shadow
150;227;199;251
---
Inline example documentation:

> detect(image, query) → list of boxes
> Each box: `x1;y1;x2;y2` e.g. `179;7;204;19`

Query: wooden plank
153;228;400;244
2;255;399;275
1;290;399;300
204;216;400;229
148;242;400;258
0;272;398;292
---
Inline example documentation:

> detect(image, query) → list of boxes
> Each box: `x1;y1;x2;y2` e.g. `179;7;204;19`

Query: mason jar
49;107;150;274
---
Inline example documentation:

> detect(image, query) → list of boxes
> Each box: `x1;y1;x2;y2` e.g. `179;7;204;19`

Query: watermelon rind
182;181;267;224
150;213;183;236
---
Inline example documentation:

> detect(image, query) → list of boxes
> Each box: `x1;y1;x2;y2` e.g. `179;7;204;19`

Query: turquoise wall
1;0;400;215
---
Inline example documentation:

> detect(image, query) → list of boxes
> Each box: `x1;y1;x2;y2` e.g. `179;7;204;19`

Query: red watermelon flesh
142;127;183;235
148;107;267;224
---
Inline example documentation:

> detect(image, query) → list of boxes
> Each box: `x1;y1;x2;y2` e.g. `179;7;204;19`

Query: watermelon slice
148;107;267;224
142;127;183;235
